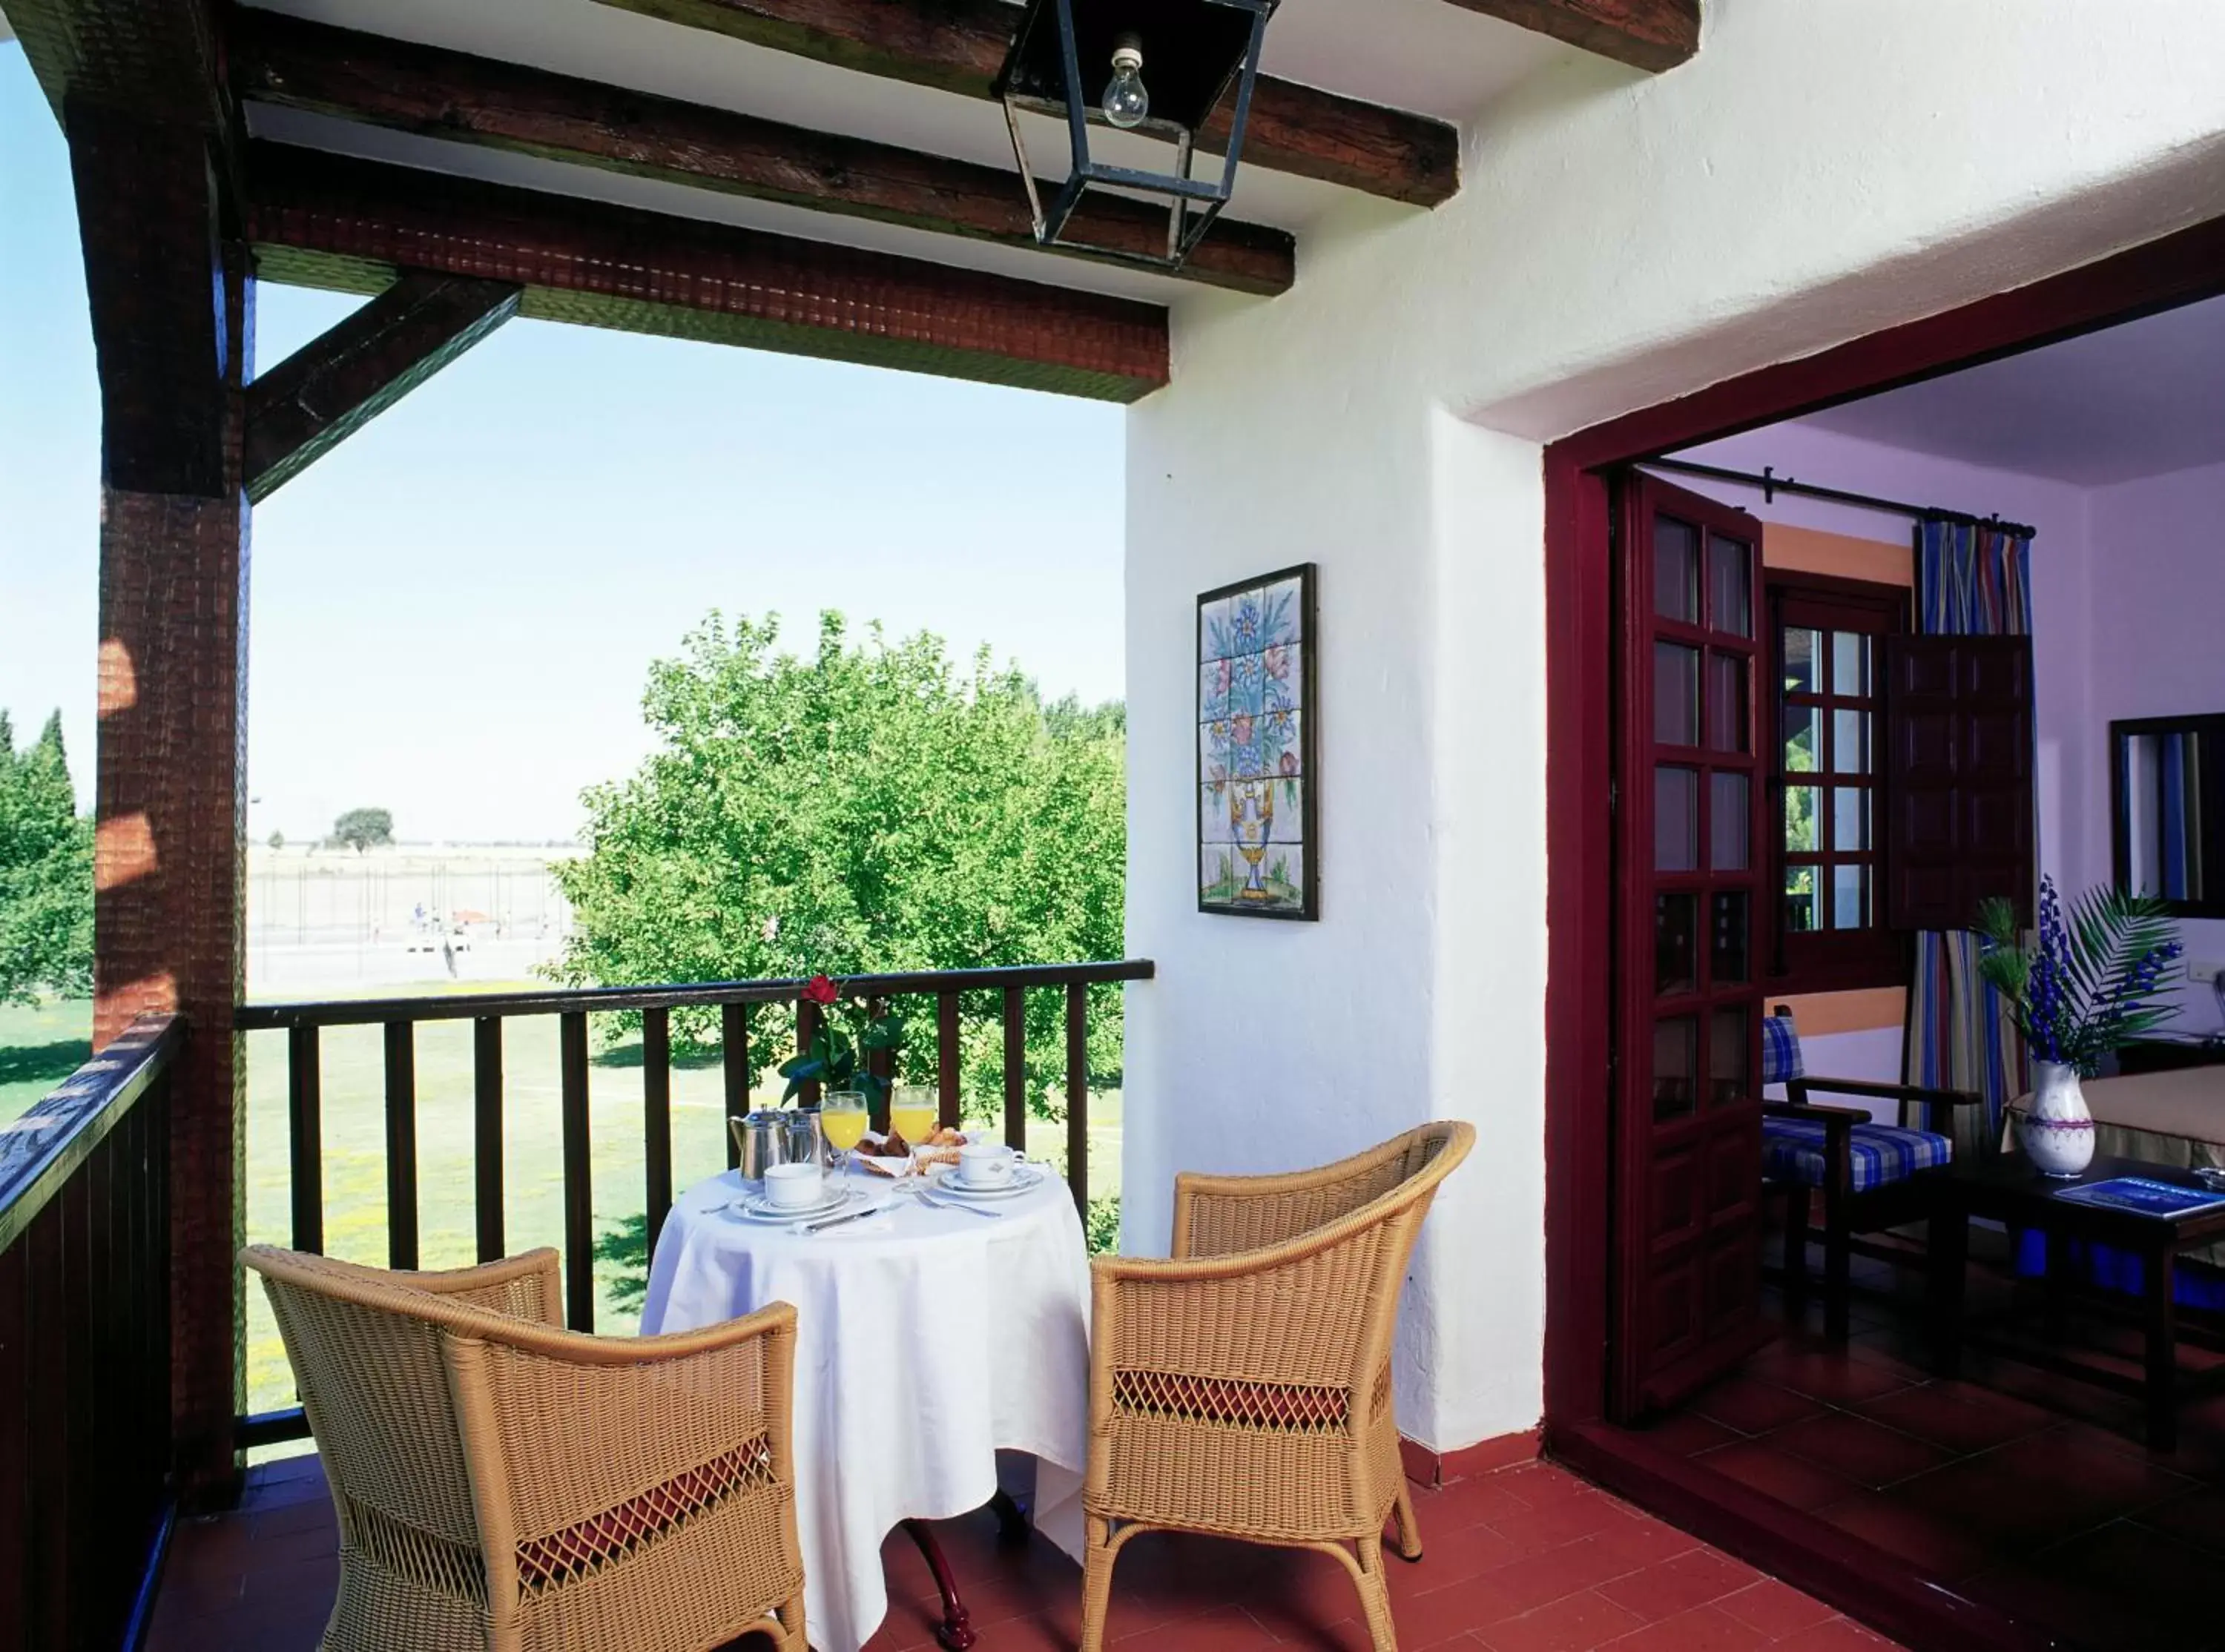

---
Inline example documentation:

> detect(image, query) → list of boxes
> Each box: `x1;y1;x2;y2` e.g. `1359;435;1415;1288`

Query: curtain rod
1636;457;2037;541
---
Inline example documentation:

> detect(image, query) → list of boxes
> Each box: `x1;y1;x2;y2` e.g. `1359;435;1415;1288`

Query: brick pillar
70;105;254;1504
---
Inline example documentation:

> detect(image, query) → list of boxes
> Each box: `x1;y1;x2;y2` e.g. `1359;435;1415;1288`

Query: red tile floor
1631;1243;2225;1652
146;1452;1894;1652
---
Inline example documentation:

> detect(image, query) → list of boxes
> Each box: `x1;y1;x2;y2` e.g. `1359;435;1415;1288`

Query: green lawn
3;992;1121;1420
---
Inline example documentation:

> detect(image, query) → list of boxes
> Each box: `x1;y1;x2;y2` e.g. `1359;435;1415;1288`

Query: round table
639;1163;1092;1652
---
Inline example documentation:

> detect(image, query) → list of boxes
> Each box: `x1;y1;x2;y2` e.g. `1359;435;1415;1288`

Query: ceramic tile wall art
1198;564;1318;919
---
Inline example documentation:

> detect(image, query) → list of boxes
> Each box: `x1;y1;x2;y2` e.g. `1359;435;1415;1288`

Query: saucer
731;1184;861;1223
925;1162;1045;1201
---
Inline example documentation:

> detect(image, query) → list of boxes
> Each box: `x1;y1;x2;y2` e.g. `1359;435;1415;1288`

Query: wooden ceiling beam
243;142;1169;403
245;271;524;502
593;0;1460;207
230;13;1293;297
1443;0;1697;73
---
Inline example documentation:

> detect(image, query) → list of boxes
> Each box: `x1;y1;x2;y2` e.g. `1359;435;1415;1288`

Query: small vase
2017;1060;2096;1178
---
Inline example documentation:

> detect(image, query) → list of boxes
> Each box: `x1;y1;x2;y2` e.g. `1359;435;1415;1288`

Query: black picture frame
2111;712;2225;919
1196;562;1319;920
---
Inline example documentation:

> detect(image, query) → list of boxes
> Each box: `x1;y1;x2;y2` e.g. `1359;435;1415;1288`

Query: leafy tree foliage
553;612;1127;1113
0;711;94;1005
330;807;394;854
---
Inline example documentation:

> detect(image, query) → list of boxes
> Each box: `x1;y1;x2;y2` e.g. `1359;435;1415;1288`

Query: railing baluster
1002;987;1027;1153
796;998;823;1106
560;1011;593;1331
287;1024;323;1252
1065;982;1089;1217
866;996;891;1132
473;1017;504;1262
643;1008;673;1265
722;1002;749;1169
937;991;961;1129
0;1231;26;1651
383;1021;418;1269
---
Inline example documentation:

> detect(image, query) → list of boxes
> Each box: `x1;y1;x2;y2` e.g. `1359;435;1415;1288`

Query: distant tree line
0;711;93;1006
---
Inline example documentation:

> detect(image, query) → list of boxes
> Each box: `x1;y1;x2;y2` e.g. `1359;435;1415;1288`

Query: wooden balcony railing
233;960;1153;1444
0;1013;181;1652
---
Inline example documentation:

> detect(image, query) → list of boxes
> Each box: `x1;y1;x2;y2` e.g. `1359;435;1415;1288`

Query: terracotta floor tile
1690;1376;1823;1437
1595;1602;1770;1652
1711;1579;1836;1640
1744;1347;1919;1408
1475;1590;1649;1652
146;1454;1881;1652
2132;1484;2225;1556
1761;1411;1951;1490
1851;1381;2057;1456
1765;1618;1899;1652
1594;1549;1761;1624
1690;1441;1860;1513
1806;1490;1994;1583
1632;1410;1742;1458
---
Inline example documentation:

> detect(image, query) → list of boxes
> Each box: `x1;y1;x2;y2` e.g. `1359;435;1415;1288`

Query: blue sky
0;47;1125;843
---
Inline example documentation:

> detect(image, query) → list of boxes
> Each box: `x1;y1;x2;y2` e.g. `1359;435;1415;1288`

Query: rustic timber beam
593;0;1459;207
244;142;1169;402
1441;0;1698;73
230;13;1293;297
243;272;522;502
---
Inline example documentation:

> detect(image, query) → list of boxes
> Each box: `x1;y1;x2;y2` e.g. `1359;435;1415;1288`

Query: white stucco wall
1125;1;2225;1452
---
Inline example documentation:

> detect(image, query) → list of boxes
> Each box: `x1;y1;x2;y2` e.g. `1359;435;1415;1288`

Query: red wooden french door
1609;473;1771;1419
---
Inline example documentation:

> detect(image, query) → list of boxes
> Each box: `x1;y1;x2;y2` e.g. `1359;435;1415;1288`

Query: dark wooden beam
1443;0;1698;73
231;13;1294;297
244;142;1169;402
4;0;226;128
594;0;1460;207
243;272;522;502
67;96;253;1510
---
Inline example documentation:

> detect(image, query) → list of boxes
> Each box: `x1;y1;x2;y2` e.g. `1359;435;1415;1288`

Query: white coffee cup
764;1160;825;1210
956;1142;1015;1188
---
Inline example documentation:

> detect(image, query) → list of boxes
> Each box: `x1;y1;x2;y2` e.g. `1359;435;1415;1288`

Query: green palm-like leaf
2061;885;2178;1020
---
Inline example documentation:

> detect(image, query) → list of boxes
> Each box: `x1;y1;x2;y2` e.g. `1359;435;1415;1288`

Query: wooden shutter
1885;635;2034;931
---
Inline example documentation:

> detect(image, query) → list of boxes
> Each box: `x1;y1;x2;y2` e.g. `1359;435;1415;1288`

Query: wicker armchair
1080;1121;1474;1652
242;1245;805;1652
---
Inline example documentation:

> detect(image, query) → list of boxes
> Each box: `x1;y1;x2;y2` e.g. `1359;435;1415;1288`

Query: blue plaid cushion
1761;1117;1952;1192
1761;1014;1804;1086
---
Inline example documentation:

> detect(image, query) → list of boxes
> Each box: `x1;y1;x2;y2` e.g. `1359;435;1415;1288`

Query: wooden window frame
1765;570;1909;995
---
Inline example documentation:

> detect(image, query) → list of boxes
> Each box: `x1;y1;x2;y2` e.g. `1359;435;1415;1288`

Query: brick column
70;106;254;1504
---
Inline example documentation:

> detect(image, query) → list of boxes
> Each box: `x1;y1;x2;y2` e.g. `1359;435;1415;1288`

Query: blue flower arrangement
1976;876;2183;1077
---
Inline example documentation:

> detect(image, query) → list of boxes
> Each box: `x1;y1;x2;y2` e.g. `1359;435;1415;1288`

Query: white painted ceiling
235;0;1576;305
1802;293;2225;486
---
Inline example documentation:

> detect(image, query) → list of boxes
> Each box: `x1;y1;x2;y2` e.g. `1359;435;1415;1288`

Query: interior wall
1125;3;2225;1453
2071;458;2225;1033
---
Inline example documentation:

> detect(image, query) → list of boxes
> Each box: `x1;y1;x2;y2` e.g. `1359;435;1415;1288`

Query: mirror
2114;715;2225;918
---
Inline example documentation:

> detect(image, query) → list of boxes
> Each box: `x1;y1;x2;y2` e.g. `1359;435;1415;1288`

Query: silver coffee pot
730;1108;826;1187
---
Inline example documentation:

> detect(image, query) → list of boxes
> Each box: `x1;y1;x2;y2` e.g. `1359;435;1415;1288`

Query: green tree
268;829;286;852
552;612;1127;1111
330;807;394;853
0;711;94;1005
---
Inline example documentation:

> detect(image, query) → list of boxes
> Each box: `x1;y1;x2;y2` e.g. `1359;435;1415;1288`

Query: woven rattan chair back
1081;1120;1474;1652
243;1244;806;1652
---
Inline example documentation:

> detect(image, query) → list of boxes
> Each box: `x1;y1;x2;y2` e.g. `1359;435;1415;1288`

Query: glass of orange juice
889;1084;938;1146
821;1091;869;1174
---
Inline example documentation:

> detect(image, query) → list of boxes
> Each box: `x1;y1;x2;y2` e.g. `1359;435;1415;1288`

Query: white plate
925;1162;1046;1201
730;1185;865;1223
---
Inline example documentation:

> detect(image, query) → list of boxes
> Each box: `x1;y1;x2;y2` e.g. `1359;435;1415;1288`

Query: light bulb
1102;35;1149;129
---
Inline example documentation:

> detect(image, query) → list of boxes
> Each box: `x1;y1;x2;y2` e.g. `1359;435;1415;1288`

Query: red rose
801;974;840;1005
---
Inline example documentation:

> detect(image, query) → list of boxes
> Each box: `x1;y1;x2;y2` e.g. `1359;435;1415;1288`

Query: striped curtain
1904;519;2034;1152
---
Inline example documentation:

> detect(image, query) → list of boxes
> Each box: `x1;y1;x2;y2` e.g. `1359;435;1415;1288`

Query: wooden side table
1925;1154;2225;1450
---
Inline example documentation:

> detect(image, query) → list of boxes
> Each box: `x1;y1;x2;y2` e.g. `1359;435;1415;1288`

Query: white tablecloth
639;1164;1092;1652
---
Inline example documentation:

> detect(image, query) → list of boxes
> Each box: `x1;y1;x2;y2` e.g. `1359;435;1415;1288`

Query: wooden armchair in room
1759;1006;1985;1341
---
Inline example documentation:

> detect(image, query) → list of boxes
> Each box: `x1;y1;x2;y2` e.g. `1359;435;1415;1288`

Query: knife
799;1203;885;1233
915;1189;1002;1219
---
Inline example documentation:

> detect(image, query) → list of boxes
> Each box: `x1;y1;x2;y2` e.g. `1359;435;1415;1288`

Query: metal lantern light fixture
997;0;1276;272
